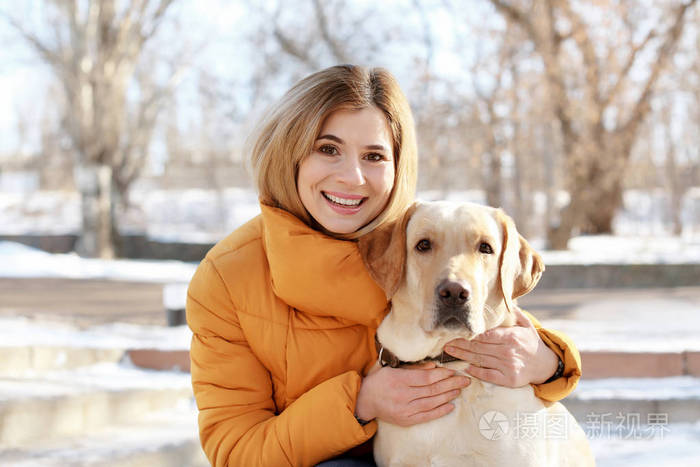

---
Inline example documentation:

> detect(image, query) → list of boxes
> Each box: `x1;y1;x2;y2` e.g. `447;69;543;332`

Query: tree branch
601;27;656;109
311;0;351;63
272;13;319;69
489;0;537;42
556;0;601;106
3;12;61;67
619;0;697;137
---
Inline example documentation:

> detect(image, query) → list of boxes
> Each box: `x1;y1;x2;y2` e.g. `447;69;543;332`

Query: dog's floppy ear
358;203;417;299
496;209;544;313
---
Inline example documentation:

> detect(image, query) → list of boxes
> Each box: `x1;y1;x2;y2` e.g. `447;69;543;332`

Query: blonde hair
249;64;418;239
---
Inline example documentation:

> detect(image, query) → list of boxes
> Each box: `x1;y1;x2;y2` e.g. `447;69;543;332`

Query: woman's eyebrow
316;134;344;144
317;134;388;151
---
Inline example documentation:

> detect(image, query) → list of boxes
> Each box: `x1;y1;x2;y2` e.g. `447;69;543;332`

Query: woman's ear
358;203;417;299
496;209;545;313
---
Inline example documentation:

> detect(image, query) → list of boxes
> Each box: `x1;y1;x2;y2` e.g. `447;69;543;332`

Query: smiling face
296;106;396;234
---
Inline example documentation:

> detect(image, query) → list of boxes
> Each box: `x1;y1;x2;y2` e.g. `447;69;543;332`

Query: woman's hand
443;308;559;387
356;362;470;427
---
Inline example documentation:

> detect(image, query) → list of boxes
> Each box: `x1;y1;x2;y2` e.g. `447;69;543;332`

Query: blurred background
1;0;699;258
0;1;699;466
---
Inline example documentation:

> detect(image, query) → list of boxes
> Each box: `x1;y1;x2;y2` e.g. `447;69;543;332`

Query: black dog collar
375;335;460;368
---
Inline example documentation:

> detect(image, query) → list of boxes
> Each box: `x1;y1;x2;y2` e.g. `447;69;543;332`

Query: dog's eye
479;242;494;254
415;239;432;252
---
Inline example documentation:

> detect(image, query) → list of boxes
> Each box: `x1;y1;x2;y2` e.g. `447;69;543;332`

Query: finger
401;360;437;370
445;337;471;349
472;326;530;344
411;374;470;400
446;340;502;359
514;308;534;328
443;347;502;369
466;365;509;386
403;401;455;427
409;387;462;414
473;327;509;343
400;366;456;387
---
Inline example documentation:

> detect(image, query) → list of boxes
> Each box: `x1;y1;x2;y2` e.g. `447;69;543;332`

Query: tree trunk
547;161;624;248
580;180;623;234
665;117;683;236
547;195;580;250
74;164;116;259
485;150;502;208
547;135;626;246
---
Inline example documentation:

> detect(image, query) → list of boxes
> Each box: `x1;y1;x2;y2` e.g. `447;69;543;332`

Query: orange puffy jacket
187;204;582;466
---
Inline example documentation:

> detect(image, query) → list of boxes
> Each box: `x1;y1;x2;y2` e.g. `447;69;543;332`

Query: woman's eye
415;239;432;252
318;145;338;155
365;153;384;162
479;242;493;254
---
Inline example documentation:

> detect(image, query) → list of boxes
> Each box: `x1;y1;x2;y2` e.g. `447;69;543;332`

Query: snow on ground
540;234;700;265
0;400;203;467
540;296;700;352
0;241;196;282
573;376;700;401
0;362;192;401
0;316;191;350
590;421;700;467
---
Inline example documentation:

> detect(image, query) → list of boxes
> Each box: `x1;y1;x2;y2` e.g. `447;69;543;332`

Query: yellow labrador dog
359;201;594;467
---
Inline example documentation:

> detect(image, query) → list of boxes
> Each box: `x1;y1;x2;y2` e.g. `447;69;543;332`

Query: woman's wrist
354;404;374;423
532;342;561;384
354;413;372;426
355;374;377;422
543;357;565;384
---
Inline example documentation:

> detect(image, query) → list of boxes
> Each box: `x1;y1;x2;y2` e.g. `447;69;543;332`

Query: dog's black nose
437;279;470;307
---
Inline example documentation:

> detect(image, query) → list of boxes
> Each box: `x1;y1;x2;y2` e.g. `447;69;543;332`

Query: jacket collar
260;203;388;328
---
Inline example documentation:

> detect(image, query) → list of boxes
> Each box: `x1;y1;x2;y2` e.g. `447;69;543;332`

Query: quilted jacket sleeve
187;258;375;467
525;310;582;402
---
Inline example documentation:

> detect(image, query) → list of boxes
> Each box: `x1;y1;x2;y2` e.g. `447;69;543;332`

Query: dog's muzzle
435;279;471;329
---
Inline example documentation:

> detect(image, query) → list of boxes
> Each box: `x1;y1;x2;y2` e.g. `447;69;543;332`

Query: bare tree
654;98;679;235
468;22;530;211
488;0;697;248
3;0;183;258
471;55;506;209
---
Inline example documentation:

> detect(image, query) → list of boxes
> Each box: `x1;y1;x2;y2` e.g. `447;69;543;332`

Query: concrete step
0;346;124;376
564;376;700;426
589;421;700;467
0;400;208;466
0;363;193;447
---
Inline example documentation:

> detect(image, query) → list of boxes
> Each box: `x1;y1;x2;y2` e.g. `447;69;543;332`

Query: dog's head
359;201;543;340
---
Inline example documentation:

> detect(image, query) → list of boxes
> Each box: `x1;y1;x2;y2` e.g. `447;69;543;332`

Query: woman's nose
336;155;365;186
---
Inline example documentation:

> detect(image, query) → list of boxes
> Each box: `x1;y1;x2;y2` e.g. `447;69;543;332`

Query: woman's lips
322;191;366;214
323;191;365;202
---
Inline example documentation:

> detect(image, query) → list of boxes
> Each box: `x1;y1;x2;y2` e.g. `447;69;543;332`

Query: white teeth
324;193;363;206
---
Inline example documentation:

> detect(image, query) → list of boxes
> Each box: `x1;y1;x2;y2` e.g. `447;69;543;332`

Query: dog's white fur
359;201;594;467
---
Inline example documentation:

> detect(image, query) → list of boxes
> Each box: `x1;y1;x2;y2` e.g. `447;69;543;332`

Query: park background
1;0;699;466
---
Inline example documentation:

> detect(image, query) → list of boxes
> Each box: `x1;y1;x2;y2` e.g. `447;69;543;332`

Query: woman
187;64;581;467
